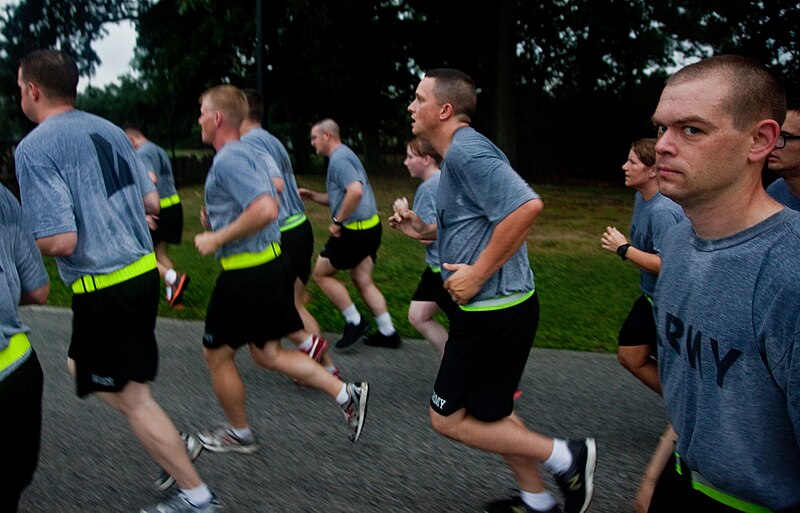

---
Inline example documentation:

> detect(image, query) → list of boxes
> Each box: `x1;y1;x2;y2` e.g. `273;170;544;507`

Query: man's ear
439;102;454;121
749;119;780;163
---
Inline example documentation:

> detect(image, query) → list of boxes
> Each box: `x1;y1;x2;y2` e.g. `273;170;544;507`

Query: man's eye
683;127;701;136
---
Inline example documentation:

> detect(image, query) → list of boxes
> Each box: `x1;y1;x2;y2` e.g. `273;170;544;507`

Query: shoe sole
351;382;369;443
577;438;597;513
154;434;204;491
169;274;190;307
335;322;369;349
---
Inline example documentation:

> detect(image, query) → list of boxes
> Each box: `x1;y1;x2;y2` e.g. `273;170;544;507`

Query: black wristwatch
617;244;631;260
332;216;344;227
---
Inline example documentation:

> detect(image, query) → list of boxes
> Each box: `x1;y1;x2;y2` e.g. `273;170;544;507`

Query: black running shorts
412;266;459;320
281;218;314;284
320;223;381;270
150;203;184;245
0;351;43;511
617;293;657;351
431;292;539;422
203;255;304;350
69;269;160;397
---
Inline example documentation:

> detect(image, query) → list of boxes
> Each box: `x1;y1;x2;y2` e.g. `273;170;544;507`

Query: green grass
41;177;639;353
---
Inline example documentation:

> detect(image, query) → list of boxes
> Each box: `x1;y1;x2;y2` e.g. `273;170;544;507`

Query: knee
251;343;280;369
408;310;425;330
429;407;455;437
617;348;646;372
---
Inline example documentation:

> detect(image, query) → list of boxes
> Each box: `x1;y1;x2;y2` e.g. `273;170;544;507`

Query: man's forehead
654;77;729;123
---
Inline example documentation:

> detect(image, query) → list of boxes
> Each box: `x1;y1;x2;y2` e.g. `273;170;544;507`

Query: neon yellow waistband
220;242;281;270
72;253;157;294
675;453;773;513
459;289;535;312
344;214;380;231
429;265;442;273
160;194;181;208
0;332;31;374
280;213;308;233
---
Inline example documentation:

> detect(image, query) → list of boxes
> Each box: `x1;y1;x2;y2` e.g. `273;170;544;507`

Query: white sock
375;311;395;336
341;304;361;325
325;365;338;373
520;490;557;511
298;335;314;351
230;426;253;440
335;383;349;405
165;268;177;286
179;484;212;506
544;438;572;474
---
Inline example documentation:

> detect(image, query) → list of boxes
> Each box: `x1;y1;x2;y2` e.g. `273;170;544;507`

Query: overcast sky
0;0;137;91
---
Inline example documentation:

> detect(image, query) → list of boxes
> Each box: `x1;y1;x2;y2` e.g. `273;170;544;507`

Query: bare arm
143;189;160;216
35;232;78;257
20;283;49;305
272;177;285;195
601;226;661;274
444;198;543;304
194;194;278;256
388;208;438;241
298;187;329;205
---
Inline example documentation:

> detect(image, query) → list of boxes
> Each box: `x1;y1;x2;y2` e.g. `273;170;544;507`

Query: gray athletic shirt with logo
412;171;441;268
629;191;684;295
204;141;279;259
241;128;306;227
15;110;155;285
654;208;800;510
326;144;378;223
0;185;48;379
137;141;177;200
437;127;538;304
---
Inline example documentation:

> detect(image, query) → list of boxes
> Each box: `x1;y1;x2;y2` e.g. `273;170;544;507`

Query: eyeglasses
776;132;800;149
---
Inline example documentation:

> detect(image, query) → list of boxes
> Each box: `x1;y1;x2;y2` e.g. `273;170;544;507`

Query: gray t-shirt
0;185;48;380
15;110;156;285
654;208;800;510
766;178;800;211
204;141;279;259
241;128;306;228
412;171;441;268
136;140;177;200
437;128;538;305
326;144;378;223
629;191;685;295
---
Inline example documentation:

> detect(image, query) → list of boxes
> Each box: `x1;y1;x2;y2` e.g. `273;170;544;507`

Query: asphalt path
17;306;667;513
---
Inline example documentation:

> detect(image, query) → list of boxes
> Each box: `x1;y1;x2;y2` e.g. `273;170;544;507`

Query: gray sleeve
15;145;77;239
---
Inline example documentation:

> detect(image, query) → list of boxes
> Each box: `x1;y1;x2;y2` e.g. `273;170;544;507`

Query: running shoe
299;334;330;362
197;425;259;454
484;495;563;513
155;432;203;490
363;331;402;349
335;318;369;349
140;492;222;513
169;272;190;307
554;438;597;513
342;381;369;442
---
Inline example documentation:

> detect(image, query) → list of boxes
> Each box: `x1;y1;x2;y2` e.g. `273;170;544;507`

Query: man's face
652;75;754;208
17;67;36;123
198;99;216;145
408;77;441;137
621;148;653;190
767;110;800;176
310;126;329;156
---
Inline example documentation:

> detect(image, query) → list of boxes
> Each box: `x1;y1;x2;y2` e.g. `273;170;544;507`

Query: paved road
17;306;667;513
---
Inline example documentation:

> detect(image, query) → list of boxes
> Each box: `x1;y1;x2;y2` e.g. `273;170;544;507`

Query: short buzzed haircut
425;68;477;123
667;55;786;129
242;88;263;122
200;85;248;128
631;138;657;167
313;118;340;139
19;49;79;102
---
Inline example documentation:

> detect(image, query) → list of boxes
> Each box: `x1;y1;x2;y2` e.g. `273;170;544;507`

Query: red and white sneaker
299;335;330;362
